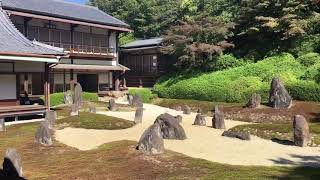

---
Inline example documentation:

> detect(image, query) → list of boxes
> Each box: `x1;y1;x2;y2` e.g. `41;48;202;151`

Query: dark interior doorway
77;74;98;92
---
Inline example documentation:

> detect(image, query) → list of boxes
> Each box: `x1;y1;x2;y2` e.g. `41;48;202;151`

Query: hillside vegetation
154;53;320;103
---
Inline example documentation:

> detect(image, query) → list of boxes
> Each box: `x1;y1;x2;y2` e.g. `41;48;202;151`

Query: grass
229;123;320;146
57;112;135;130
1;123;320;179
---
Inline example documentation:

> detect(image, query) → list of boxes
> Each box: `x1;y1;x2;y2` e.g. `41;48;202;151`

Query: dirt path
55;103;320;167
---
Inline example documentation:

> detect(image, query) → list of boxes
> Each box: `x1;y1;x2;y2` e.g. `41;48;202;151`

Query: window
27;26;39;41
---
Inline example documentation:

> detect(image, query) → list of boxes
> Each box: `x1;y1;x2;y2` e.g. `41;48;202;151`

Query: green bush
42;92;99;107
302;63;320;82
214;54;249;71
297;53;320;67
128;88;155;103
155;53;320;102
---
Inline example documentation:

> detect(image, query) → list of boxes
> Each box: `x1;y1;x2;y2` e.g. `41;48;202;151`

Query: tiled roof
0;6;63;55
2;0;129;28
122;38;163;49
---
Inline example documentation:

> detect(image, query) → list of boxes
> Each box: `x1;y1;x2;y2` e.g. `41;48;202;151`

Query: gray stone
293;115;310;147
171;105;182;111
193;114;206;126
132;95;143;107
183;105;191;115
154;113;187;140
35;121;53;146
197;108;202;114
212;106;225;129
109;99;117;111
45;110;56;130
222;131;251;140
127;94;133;106
64;90;73;105
70;104;79;116
137;123;164;155
175;115;183;123
3;148;23;177
134;107;143;124
269;77;292;109
74;83;83;107
0;118;5;132
89;104;96;113
246;93;261;109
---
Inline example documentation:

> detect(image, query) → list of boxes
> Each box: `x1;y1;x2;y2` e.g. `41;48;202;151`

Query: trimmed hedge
42;92;99;107
297;53;320;67
155;53;320;102
128;88;155;103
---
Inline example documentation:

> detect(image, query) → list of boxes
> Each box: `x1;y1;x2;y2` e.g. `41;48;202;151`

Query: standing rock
222;131;250;140
127;94;133;106
89;104;96;113
269;77;292;109
35;121;53;146
132;95;143;107
0;118;5;132
45;110;56;130
136;123;164;155
64;90;73;105
154;113;187;140
109;99;117;111
183;105;191;115
74;83;83;107
212;106;226;129
293;115;310;147
175;115;183;123
134;107;143;124
194;114;206;126
197;108;202;114
3;148;23;177
172;105;182;111
70;104;79;116
246;93;261;109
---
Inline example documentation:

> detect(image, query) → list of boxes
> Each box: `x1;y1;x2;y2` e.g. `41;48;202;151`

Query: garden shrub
302;63;320;82
214;54;249;71
297;53;320;67
128;88;155;103
42;92;98;107
154;53;320;103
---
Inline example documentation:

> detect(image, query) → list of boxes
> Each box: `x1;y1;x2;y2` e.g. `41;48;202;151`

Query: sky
64;0;87;4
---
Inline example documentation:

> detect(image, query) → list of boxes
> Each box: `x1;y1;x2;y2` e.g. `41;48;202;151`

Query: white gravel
55;103;320;167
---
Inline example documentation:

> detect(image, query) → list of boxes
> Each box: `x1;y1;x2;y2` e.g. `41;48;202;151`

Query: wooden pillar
115;72;120;91
44;63;50;111
16;73;20;105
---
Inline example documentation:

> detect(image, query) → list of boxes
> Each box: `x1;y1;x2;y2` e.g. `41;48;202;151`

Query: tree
161;13;234;71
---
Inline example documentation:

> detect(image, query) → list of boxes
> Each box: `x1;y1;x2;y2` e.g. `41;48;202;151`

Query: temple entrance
77;74;98;92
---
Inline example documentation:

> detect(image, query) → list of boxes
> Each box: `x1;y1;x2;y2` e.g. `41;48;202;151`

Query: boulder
64;90;73;105
175;115;183;123
154;113;187;140
134;107;143;124
212;106;225;129
35;121;53;146
3;148;23;177
132;95;143;108
171;105;182;111
136;123;164;155
0;118;5;132
74;83;83;107
89;104;96;113
45;110;56;130
70;104;79;116
183;105;191;115
193;114;206;126
197;108;202;114
246;93;261;109
293;115;310;147
222;131;250;140
109;99;117;111
269;77;292;109
127;94;133;106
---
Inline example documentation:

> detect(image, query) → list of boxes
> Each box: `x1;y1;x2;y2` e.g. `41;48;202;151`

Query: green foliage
119;33;136;46
297;53;320;67
154;53;320;103
128;88;155;103
42;92;99;107
302;63;320;81
213;54;249;71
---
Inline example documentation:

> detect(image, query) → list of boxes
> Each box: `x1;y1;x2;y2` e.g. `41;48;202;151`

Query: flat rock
35;121;53;146
246;93;261;109
293;115;310;147
136;123;164;155
212;106;226;129
154;113;187;140
222;131;250;140
194;114;206;126
134;107;143;124
269;77;292;109
3;148;23;177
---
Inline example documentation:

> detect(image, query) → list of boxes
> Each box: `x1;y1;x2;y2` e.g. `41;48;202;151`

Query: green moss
128;88;155;103
41;92;99;107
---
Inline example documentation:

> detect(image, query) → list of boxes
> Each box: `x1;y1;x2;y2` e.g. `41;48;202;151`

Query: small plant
41;92;98;107
128;88;155;103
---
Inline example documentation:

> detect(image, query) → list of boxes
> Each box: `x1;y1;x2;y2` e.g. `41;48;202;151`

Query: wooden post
115;72;120;91
44;63;50;111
